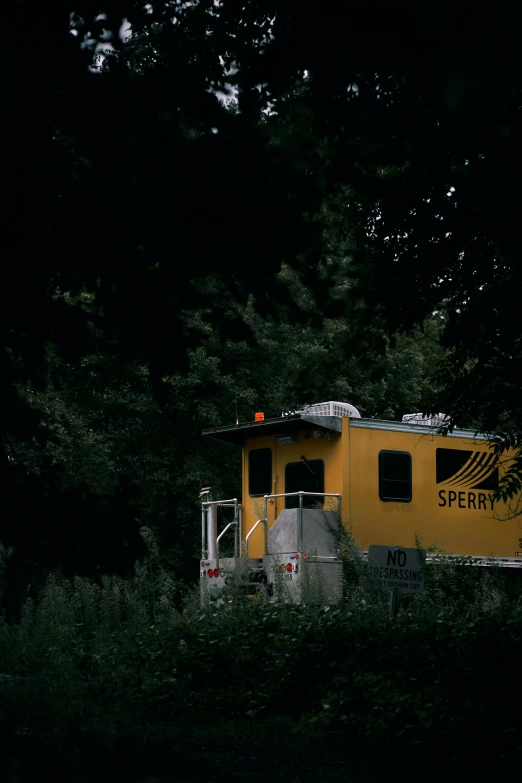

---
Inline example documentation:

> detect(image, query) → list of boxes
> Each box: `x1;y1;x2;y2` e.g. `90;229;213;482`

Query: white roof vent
300;401;362;419
402;412;449;427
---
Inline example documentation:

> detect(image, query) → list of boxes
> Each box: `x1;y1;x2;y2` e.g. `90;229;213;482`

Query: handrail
245;518;267;559
216;521;238;558
201;507;207;560
263;492;341;499
201;499;238;507
201;498;239;560
201;491;342;561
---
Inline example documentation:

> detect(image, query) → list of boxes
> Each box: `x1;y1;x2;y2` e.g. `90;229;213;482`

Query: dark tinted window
249;449;272;496
379;451;412;502
436;447;498;490
285;459;325;508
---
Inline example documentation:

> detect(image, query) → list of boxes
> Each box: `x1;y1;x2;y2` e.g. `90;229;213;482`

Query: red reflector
295;554;299;559
287;563;292;573
213;568;219;577
201;561;205;567
207;569;213;578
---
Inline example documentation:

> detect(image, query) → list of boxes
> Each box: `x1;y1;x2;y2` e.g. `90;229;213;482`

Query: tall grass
0;526;520;771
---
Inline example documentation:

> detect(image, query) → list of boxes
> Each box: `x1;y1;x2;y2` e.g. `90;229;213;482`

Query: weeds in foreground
0;527;520;761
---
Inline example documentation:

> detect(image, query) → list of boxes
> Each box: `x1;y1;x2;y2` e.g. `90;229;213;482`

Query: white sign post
368;546;426;617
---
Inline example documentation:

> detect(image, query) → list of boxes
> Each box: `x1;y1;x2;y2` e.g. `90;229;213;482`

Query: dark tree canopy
8;2;521;407
3;1;521;609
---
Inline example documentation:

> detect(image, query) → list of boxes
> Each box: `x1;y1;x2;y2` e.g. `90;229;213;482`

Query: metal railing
202;490;342;561
201;499;240;560
245;518;268;559
245;491;342;558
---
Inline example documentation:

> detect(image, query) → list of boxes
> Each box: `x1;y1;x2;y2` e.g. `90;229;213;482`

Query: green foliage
1;532;520;766
4;6;521;773
3;270;451;617
6;0;521;625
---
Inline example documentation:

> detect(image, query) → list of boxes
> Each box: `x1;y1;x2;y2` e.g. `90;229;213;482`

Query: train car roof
202;414;342;445
202;414;488;446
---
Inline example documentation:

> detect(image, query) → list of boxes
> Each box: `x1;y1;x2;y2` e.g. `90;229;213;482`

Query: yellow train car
202;402;522;572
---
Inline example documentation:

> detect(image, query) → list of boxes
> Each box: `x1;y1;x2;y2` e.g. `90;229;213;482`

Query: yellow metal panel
347;425;519;559
239;419;520;560
242;430;343;557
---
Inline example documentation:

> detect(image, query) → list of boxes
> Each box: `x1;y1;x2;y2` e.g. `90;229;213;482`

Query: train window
285;459;325;508
379;451;412;502
249;449;272;497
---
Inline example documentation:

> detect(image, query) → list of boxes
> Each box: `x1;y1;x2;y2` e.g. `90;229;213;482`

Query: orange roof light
254;411;265;422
